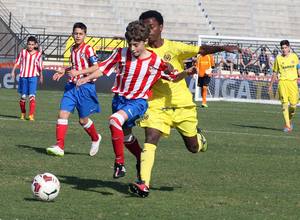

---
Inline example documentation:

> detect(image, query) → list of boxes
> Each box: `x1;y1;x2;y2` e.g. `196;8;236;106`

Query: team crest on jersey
80;53;85;58
163;53;172;62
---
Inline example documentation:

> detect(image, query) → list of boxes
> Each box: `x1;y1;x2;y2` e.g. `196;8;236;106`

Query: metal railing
0;0;30;36
0;32;130;62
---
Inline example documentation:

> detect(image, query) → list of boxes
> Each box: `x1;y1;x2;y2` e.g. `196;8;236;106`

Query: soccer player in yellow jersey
269;40;300;132
129;10;240;197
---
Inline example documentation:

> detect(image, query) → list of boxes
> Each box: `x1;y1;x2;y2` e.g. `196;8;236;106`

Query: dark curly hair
125;20;150;42
139;10;164;25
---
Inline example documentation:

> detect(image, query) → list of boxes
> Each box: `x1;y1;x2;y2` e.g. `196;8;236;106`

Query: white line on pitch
205;130;297;139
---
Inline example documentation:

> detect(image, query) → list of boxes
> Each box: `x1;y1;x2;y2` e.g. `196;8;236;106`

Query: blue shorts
60;82;101;118
18;77;38;97
112;94;148;128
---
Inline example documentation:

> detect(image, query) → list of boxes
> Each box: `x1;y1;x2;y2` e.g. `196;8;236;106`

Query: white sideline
205;129;298;140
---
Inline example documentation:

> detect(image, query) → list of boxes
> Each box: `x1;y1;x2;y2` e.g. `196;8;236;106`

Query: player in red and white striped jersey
99;47;175;99
46;22;101;157
68;42;98;82
11;36;43;121
76;20;196;179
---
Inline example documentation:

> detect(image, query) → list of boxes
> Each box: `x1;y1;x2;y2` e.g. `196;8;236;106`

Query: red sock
29;96;36;116
55;119;68;150
109;115;125;164
124;136;142;162
82;118;99;141
19;99;26;114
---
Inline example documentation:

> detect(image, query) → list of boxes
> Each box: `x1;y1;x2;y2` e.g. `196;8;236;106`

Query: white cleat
89;134;102;156
46;145;64;157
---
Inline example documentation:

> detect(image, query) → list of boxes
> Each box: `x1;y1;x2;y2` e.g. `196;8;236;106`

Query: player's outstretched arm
76;69;103;87
53;68;67;81
199;45;241;56
172;66;197;82
66;64;99;77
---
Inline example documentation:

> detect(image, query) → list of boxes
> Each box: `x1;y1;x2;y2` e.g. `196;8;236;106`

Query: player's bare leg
180;133;207;153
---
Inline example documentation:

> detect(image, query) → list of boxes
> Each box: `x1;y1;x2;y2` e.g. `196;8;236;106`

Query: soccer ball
31;172;60;201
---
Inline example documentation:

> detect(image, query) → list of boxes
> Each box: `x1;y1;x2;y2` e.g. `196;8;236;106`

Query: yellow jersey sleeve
146;39;199;108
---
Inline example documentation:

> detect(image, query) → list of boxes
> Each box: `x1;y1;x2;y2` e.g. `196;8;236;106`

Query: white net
193;35;300;105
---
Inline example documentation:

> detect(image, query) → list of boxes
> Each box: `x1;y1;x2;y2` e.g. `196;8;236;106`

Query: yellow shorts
278;80;299;105
138;105;198;137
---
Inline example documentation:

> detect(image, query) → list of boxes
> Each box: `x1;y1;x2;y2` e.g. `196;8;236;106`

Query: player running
46;22;101;157
129;10;240;198
76;20;196;179
11;36;43;121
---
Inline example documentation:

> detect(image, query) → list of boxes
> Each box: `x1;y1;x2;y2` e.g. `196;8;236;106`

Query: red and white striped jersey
69;43;98;83
99;48;174;99
15;49;43;78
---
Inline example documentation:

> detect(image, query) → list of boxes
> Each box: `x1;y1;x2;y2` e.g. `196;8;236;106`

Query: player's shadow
0;114;20;119
232;123;282;131
16;144;87;156
58;175;129;195
59;175;176;196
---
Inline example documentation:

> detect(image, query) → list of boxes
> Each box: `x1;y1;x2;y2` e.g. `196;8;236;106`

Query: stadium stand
0;0;213;40
2;0;300;39
200;0;300;38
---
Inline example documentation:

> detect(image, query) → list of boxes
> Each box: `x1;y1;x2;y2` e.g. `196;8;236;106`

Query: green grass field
0;88;300;220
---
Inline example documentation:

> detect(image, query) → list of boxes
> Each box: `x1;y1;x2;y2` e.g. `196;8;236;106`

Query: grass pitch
0;89;299;220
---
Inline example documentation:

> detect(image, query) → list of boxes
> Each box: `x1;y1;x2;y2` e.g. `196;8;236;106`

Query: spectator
269;49;279;73
219;51;236;74
257;47;270;75
240;48;255;75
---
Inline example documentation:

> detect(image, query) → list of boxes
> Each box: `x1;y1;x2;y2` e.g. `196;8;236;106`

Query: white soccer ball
31;172;60;201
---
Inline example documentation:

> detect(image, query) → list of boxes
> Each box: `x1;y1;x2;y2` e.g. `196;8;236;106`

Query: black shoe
129;181;149;198
113;163;126;178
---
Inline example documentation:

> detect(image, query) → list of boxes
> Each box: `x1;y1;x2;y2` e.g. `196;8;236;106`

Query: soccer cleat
113;163;126;178
89;134;102;156
20;113;26;120
28;114;35;121
198;132;208;152
46;145;64;157
283;126;292;133
129;181;150;198
201;103;208;108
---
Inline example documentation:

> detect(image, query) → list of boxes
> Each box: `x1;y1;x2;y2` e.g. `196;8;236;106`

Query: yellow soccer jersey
147;39;199;107
273;53;299;80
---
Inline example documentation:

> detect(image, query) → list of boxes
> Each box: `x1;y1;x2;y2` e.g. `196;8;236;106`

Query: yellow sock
282;103;290;127
289;105;297;121
197;133;203;152
140;143;156;187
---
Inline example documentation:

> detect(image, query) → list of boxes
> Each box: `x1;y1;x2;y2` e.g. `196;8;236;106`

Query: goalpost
193;35;300;105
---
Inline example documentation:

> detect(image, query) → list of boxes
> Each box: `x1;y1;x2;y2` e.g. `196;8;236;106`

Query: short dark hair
125;20;150;42
27;36;37;44
139;10;164;25
280;40;290;47
73;22;87;33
